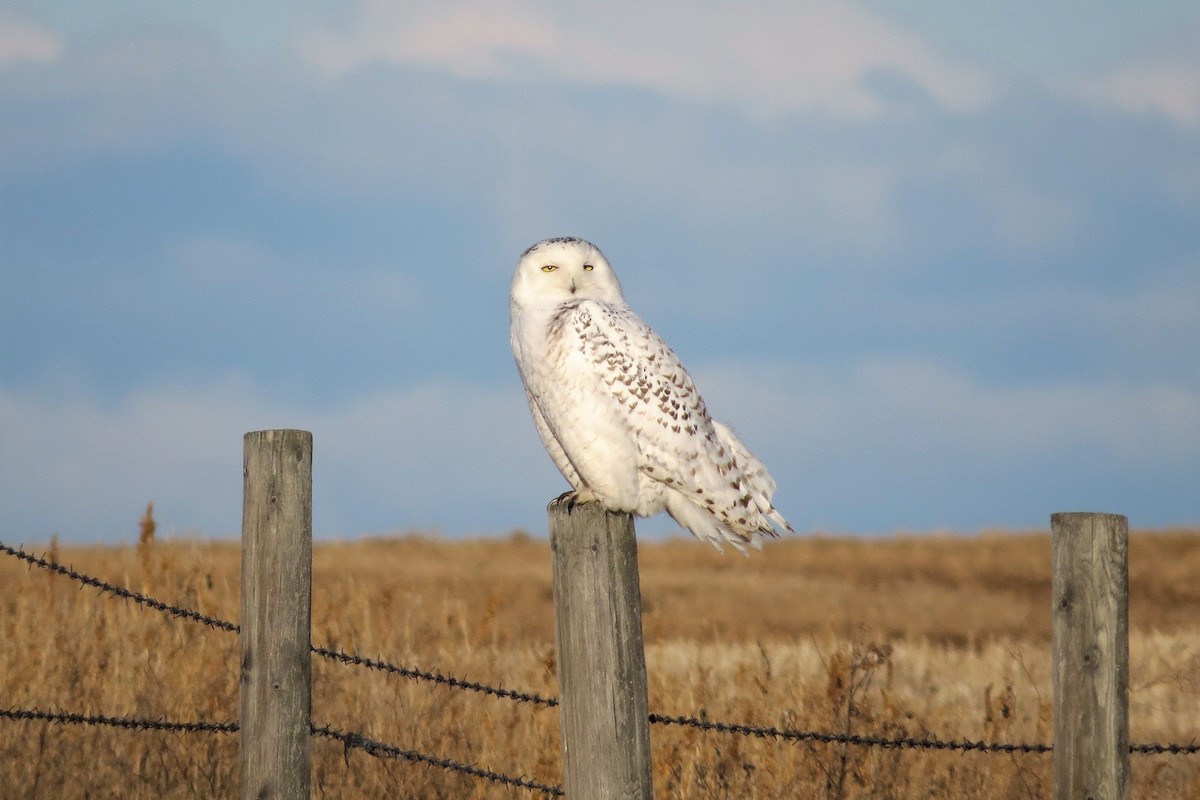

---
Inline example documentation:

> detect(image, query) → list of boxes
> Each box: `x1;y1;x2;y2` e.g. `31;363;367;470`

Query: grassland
2;525;1198;798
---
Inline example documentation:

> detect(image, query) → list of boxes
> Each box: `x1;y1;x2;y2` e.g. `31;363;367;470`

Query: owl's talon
555;488;599;510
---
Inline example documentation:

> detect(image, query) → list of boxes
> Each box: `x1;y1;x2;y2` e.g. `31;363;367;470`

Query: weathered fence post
548;498;654;800
1051;512;1129;800
241;429;313;800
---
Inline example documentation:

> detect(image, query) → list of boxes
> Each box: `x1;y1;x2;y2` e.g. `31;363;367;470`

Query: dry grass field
2;522;1198;798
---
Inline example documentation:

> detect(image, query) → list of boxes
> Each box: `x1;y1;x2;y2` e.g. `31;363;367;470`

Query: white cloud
1065;47;1200;131
0;11;63;68
300;0;991;117
1103;62;1200;128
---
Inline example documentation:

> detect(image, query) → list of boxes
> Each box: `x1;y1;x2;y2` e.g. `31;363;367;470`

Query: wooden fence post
241;429;313;800
549;498;654;800
1051;512;1129;800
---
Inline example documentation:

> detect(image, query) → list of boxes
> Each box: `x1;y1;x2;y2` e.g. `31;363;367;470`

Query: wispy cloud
300;0;992;117
0;10;63;68
1062;28;1200;130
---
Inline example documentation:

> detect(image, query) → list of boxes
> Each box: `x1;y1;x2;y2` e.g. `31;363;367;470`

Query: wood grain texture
549;498;654;800
1051;512;1129;800
241;430;313;800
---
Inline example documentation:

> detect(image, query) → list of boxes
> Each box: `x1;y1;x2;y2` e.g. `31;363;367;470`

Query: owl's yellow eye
541;265;558;272
583;264;594;271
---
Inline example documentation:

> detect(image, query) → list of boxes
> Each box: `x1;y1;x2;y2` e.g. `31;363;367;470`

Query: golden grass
2;528;1199;798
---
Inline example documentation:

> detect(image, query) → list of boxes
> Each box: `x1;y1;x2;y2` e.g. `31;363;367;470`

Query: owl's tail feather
711;421;795;537
664;491;764;556
768;507;794;535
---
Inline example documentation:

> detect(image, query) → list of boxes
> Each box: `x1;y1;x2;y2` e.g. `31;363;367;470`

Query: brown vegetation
2;528;1198;798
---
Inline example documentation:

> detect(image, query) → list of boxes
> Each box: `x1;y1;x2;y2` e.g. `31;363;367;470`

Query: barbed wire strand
311;723;563;796
3;540;1197;757
0;707;237;735
0;708;562;796
310;645;557;708
0;540;555;707
1130;741;1200;755
0;541;237;633
650;712;1049;754
651;712;1199;754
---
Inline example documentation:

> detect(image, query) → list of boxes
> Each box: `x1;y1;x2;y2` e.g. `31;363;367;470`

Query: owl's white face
510;237;625;311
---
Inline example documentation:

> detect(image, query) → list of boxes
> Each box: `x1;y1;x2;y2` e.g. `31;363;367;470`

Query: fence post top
1051;512;1129;526
244;429;313;440
547;496;601;515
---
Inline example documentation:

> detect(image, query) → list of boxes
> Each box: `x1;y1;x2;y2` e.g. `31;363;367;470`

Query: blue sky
2;2;1197;542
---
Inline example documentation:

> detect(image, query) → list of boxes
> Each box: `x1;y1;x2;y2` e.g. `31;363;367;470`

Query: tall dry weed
137;502;156;594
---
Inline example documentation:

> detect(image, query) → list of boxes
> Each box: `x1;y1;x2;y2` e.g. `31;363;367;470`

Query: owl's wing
521;383;584;490
569;301;790;545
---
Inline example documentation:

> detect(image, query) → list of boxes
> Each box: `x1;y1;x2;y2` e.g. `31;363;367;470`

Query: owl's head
510;237;625;310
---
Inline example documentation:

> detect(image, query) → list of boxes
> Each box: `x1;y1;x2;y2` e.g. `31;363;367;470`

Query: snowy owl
509;236;792;553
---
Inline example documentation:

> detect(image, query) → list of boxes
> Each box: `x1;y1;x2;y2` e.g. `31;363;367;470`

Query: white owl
509;236;792;553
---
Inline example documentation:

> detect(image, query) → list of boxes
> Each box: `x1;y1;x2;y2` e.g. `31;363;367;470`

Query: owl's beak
568;280;577;294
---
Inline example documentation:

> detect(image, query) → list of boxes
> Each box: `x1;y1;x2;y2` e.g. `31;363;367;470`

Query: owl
509;236;792;553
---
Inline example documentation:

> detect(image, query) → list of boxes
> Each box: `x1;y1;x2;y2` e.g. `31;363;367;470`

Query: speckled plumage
510;237;792;552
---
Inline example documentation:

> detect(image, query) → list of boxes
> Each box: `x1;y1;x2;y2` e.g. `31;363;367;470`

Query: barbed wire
0;541;237;633
649;712;1050;754
0;707;237;736
0;539;555;707
1;707;562;796
311;645;558;708
3;539;1197;758
311;723;562;796
1132;742;1200;755
651;712;1200;754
